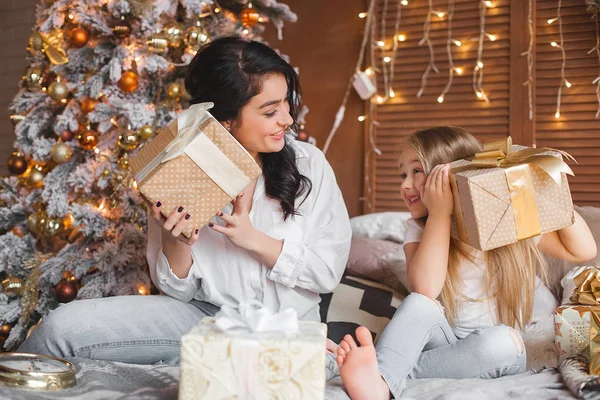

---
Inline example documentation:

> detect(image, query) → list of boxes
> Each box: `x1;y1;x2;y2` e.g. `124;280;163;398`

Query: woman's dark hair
185;35;311;220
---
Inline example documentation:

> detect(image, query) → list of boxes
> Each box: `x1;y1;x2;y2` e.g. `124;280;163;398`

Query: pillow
350;212;412;243
320;276;404;344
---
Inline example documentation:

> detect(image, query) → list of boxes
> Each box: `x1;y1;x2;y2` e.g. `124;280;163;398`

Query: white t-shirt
147;141;352;322
404;218;557;338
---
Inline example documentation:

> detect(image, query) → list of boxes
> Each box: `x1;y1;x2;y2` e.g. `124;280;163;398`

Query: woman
19;36;352;366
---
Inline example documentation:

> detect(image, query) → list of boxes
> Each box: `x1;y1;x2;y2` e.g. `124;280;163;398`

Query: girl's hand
211;194;259;251
420;164;453;218
150;201;200;246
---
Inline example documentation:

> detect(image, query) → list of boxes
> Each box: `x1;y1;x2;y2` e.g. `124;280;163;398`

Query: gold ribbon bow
570;267;600;306
28;30;68;65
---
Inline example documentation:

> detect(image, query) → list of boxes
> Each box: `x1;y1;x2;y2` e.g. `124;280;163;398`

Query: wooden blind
367;0;600;213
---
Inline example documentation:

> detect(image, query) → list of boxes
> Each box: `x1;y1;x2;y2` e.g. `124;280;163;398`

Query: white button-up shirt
147;141;352;321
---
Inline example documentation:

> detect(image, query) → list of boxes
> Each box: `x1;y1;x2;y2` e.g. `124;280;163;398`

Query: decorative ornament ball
296;129;309;142
55;279;78;303
26;166;45;189
241;7;261;27
137;125;154;140
1;275;24;297
42;217;64;237
101;168;111;177
80;97;97;114
77;129;99;150
11;227;25;237
69;27;89;48
185;25;210;50
7;152;28;175
0;324;11;339
117;131;139;151
23;67;43;91
42;71;57;88
50;142;72;164
166;82;183;100
117;154;129;170
164;23;184;47
29;32;44;51
48;81;69;102
59;130;74;142
118;71;139;93
27;213;40;234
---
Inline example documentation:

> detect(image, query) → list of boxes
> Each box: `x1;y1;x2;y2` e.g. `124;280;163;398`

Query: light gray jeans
376;293;526;398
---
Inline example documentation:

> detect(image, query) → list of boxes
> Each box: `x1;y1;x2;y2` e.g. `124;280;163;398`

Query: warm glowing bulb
487;34;496;41
453;40;462;47
359;12;368;18
565;80;572;88
476;91;483;99
454;67;463;74
437;12;445;18
242;28;249;35
365;67;373;76
551;42;559;47
68;14;74;20
389;88;396;98
133;180;138;190
377;96;384;103
477;61;484;69
547;17;558;24
397;34;406;42
258;17;264;22
438;96;444;103
401;0;408;5
377;40;385;47
555;111;561;119
214;7;220;13
485;1;493;7
248;2;253;7
358;115;366;122
383;56;391;63
94;148;100;154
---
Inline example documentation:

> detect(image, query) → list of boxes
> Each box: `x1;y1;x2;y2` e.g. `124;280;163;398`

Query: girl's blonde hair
402;126;548;330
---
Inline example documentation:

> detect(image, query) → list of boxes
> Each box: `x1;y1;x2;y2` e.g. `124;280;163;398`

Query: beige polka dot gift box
178;305;327;400
448;136;575;251
130;103;262;238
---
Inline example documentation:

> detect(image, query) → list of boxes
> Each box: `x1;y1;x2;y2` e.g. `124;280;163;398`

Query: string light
397;34;406;42
383;56;391;63
589;7;600;118
552;0;569;119
453;39;462;46
377;40;385;47
454;67;463;74
438;0;456;105
401;0;408;5
473;0;490;102
547;17;558;24
365;67;374;76
389;88;396;97
359;12;368;18
358;115;367;122
485;1;494;6
387;0;404;99
521;0;534;120
417;0;440;97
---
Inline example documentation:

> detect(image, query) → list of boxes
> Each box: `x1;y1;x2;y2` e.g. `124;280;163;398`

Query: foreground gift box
179;317;327;400
449;137;574;251
130;103;262;237
555;305;600;364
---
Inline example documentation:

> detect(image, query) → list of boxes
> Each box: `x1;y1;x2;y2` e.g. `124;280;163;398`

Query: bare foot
336;326;390;400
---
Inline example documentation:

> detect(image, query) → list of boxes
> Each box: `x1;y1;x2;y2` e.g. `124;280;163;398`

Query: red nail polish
208;223;214;227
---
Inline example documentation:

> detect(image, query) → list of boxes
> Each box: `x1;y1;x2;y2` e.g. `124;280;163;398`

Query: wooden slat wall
368;0;600;213
535;0;600;207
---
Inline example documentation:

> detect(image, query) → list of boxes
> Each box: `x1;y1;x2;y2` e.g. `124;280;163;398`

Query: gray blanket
0;358;578;400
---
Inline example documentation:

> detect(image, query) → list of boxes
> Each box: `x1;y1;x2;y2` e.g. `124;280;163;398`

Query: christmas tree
0;0;297;351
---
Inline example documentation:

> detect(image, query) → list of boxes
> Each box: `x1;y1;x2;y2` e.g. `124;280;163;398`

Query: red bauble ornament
296;130;309;142
55;279;78;303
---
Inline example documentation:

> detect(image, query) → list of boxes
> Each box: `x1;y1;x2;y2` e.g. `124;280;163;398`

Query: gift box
448;136;574;251
179;305;327;400
555;305;600;364
130;103;262;237
591;310;600;375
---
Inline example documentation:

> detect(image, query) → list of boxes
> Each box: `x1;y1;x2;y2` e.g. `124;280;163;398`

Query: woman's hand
420;164;453;218
211;194;259;251
149;201;200;246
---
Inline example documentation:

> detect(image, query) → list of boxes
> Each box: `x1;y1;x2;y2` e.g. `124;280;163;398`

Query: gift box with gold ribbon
555;267;600;365
130;103;262;238
448;136;574;251
178;303;327;399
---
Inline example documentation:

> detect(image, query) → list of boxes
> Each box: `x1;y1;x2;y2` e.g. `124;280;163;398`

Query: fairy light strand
379;0;390;99
589;8;600;118
521;0;534;120
438;0;456;103
553;0;569;119
417;0;440;98
387;0;403;98
473;0;490;102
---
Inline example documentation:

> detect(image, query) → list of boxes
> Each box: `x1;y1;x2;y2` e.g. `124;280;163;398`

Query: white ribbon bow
161;102;215;163
215;301;299;334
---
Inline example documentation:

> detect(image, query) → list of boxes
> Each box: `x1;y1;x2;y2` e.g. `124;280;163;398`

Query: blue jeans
19;295;218;364
376;293;526;398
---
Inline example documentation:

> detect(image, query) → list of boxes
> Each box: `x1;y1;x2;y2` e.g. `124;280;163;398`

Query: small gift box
178;302;327;400
448;136;574;251
591;310;600;375
130;103;262;237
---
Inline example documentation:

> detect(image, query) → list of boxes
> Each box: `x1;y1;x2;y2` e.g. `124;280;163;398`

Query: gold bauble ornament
2;275;24;297
117;154;129;170
137;125;154;140
77;129;99;150
7;152;28;175
101;168;110;177
164;23;184;47
185;25;210;50
69;27;89;48
62;214;74;231
48;81;69;102
166;82;183;100
80;97;97;114
112;15;131;39
26;166;45;189
22;67;43;91
27;213;40;234
50;142;72;164
117;131;139;151
55;279;78;303
29;32;44;51
241;7;261;27
147;33;169;54
0;323;11;339
42;217;64;237
118;71;139;93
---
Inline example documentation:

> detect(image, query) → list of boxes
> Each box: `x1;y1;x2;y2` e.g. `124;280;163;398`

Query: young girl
336;126;596;399
19;36;352;365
